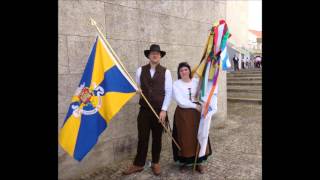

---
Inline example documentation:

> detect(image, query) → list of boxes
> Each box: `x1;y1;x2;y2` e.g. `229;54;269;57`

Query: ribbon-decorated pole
89;17;181;151
192;19;231;173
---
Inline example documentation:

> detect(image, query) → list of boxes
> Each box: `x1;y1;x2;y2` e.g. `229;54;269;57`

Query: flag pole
193;143;200;173
89;17;181;151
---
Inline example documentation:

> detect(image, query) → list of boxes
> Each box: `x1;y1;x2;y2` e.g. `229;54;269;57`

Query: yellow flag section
91;37;137;123
59;36;137;161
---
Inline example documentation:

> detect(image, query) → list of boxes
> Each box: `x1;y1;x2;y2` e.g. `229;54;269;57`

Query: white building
248;29;262;57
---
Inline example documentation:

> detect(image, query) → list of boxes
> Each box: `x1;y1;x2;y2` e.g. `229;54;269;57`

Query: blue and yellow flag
59;36;137;161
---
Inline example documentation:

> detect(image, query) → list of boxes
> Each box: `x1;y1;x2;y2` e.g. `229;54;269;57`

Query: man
123;44;172;176
241;57;245;69
245;57;249;69
253;57;257;68
232;54;239;71
250;57;254;69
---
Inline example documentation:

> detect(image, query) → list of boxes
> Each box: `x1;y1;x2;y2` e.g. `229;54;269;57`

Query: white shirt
173;77;200;109
136;66;172;111
173;77;218;111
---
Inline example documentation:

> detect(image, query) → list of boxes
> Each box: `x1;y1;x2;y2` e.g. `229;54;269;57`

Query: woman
172;62;212;173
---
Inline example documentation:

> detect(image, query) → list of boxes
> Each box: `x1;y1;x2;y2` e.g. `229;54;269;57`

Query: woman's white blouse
173;78;199;109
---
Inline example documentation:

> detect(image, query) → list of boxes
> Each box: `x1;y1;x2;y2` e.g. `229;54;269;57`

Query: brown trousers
133;106;167;166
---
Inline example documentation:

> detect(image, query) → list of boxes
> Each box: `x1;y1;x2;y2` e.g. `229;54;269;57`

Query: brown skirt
172;106;212;165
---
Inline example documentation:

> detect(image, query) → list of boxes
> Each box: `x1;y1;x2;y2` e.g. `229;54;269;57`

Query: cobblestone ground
73;102;261;180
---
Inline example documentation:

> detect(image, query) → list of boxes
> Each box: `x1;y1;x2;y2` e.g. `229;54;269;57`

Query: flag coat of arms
59;36;137;161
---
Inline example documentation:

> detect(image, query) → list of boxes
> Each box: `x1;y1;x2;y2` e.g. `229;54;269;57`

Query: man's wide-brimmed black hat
144;44;166;58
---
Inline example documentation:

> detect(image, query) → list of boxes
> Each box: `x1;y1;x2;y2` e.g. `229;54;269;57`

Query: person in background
232;54;239;71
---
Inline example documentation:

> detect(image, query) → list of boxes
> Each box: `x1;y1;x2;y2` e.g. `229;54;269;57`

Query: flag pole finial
89;17;96;26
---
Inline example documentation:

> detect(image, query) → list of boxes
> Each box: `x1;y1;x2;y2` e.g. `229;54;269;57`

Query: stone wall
58;0;227;179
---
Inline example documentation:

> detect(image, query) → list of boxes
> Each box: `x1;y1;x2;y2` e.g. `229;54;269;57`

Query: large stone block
113;135;138;161
103;103;139;140
58;75;70;115
181;1;215;23
162;44;204;72
137;11;171;44
58;139;114;180
58;74;82;114
103;0;139;8
58;35;69;74
59;0;106;36
67;35;96;74
104;3;139;41
107;39;139;73
136;1;215;23
139;10;211;47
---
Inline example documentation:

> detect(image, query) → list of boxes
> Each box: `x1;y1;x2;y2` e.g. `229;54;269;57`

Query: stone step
227;81;262;86
227;69;262;74
227;87;262;93
228;87;261;91
228;85;262;89
228;91;262;99
227;97;262;104
227;73;262;76
227;77;262;81
228;69;262;73
227;73;262;77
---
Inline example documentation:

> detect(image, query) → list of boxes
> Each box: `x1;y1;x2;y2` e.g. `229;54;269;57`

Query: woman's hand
196;104;202;113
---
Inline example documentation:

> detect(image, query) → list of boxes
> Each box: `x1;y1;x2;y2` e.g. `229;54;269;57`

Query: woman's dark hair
177;62;192;79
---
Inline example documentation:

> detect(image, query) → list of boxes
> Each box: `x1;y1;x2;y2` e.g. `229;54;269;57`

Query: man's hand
136;88;142;94
159;110;167;124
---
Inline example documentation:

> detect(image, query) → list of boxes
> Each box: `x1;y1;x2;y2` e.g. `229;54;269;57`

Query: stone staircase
227;69;262;104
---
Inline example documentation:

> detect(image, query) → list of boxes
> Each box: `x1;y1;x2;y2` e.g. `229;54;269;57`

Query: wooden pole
193;143;200;173
89;17;181;151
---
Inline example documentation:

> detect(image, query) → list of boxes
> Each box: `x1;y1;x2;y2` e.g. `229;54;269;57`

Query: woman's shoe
196;165;205;174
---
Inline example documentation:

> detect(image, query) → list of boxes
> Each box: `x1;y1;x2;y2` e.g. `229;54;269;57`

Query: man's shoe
151;163;161;176
122;165;144;175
